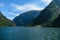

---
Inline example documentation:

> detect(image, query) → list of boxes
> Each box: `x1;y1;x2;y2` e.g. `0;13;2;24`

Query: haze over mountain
30;0;60;27
0;12;16;26
0;0;52;20
13;10;41;26
1;0;60;27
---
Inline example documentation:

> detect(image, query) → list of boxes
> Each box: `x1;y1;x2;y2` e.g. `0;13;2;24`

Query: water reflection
0;27;60;40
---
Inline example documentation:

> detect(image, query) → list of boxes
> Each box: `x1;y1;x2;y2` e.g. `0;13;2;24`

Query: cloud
11;3;43;12
2;11;19;20
41;0;52;4
14;14;19;16
8;12;20;20
8;12;19;16
10;0;52;12
0;3;4;7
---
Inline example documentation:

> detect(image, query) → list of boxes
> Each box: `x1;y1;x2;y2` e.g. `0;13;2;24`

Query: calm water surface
0;27;60;40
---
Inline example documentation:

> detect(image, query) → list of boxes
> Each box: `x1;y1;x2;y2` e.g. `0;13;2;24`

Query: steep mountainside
0;12;16;26
13;10;41;26
30;0;60;27
52;15;60;27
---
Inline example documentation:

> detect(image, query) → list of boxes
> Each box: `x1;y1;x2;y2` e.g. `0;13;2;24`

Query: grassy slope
0;12;16;26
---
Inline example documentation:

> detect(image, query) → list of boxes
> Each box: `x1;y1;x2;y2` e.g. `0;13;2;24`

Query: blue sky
0;0;52;20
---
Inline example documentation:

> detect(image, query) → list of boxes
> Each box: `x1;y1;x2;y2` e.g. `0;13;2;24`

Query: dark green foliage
30;0;60;27
52;15;60;27
13;10;41;26
0;12;16;26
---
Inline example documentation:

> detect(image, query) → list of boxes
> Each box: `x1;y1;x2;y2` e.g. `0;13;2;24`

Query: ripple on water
0;27;60;40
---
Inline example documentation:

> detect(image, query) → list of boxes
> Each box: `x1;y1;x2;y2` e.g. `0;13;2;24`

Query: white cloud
14;14;19;16
0;3;4;7
11;3;43;12
2;11;19;20
8;13;19;20
8;12;13;14
41;0;52;4
8;12;19;16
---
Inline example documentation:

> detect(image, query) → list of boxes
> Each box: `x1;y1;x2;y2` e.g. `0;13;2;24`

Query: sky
0;0;52;20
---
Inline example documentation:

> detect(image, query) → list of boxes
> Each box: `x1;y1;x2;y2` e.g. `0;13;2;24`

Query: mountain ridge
13;10;41;26
0;12;16;26
29;0;60;27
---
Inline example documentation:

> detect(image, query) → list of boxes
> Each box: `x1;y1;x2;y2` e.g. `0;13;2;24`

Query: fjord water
0;27;60;40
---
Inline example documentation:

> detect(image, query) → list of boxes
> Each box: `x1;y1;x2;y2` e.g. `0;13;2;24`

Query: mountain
13;10;41;26
30;0;60;27
52;15;60;27
0;12;16;26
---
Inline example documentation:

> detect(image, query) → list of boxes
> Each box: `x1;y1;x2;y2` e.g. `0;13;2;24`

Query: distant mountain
30;0;60;27
0;12;16;26
13;10;41;26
